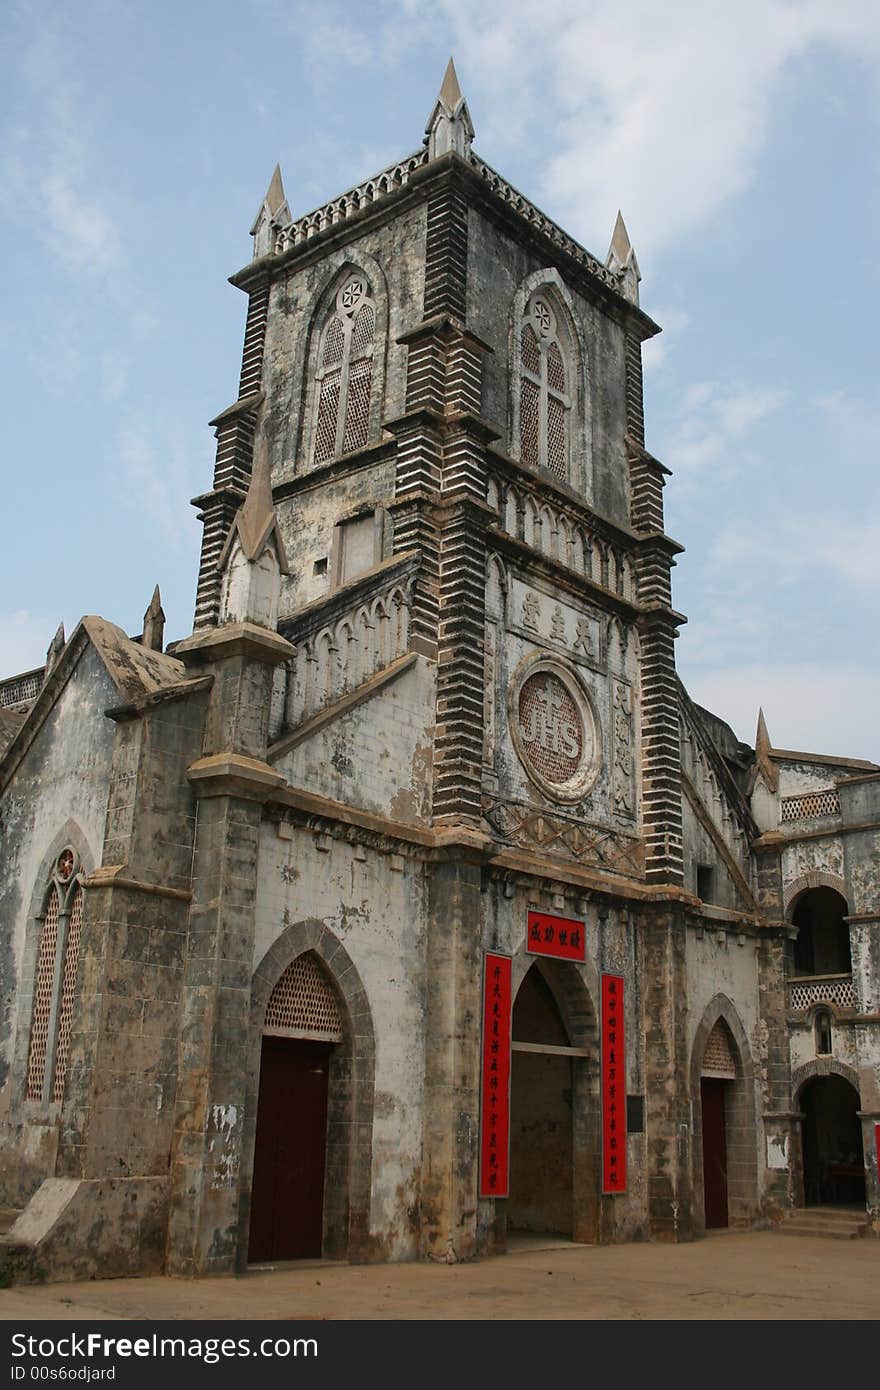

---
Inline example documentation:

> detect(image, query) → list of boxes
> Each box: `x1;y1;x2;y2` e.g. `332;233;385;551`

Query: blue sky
2;0;879;758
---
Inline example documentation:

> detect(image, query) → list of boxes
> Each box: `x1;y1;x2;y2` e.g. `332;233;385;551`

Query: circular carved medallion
509;659;599;802
56;849;75;882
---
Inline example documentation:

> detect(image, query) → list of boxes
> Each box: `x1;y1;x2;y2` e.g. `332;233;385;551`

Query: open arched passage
798;1073;864;1207
791;887;850;976
507;958;599;1242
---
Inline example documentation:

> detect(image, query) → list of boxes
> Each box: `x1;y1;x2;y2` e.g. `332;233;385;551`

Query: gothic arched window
26;847;85;1106
313;274;376;465
520;293;571;479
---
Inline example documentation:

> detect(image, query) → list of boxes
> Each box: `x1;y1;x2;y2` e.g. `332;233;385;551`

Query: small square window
697;864;715;903
313;557;328;577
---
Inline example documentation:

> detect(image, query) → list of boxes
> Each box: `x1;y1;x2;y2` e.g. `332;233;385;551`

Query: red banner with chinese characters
479;952;512;1198
601;973;627;1194
526;910;586;962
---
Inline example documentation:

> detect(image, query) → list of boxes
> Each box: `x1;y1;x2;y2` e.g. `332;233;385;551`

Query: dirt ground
1;1229;878;1321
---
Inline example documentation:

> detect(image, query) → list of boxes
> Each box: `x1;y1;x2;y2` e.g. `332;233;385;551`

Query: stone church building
1;64;878;1281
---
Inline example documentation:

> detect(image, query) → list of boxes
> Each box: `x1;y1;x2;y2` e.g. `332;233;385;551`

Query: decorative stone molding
791;1056;860;1102
482;795;643;877
783;870;848;915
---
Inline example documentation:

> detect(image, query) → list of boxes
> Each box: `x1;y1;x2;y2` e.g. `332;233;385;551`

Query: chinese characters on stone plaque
479;952;512;1198
602;973;627;1193
526;909;586;963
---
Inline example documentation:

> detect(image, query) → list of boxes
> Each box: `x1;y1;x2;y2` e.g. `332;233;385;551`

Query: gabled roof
0;616;204;793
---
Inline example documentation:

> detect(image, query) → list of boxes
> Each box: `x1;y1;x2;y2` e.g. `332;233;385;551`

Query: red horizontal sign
480;952;512;1198
602;973;627;1194
527;910;586;962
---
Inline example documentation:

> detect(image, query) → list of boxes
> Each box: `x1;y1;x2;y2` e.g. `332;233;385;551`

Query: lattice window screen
312;277;375;466
518;295;570;478
789;977;856;1011
26;886;60;1101
702;1020;736;1079
52;886;83;1103
780;790;840;822
264;953;342;1040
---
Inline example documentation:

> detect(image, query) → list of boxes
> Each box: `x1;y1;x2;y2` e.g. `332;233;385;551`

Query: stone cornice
187;753;286;801
83;866;192;902
753;817;880;849
271;436;397;501
174;622;295;667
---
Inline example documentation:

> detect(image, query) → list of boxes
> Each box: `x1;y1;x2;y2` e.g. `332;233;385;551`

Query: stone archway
239;920;375;1267
507;951;600;1244
690;996;759;1232
792;1059;864;1208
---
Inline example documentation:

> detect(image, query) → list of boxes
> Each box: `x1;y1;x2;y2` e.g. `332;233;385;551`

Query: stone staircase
778;1206;868;1240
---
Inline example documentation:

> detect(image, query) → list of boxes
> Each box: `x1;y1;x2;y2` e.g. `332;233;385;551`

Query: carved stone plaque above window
508;577;603;672
508;656;601;803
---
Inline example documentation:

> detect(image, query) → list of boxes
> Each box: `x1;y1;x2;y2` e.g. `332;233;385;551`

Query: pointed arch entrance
249;953;342;1261
691;998;758;1232
507;958;599;1242
242;923;375;1267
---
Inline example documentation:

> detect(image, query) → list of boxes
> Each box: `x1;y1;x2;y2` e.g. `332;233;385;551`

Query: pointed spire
218;429;289;628
439;57;463;109
250;163;292;258
45;622;65;677
425;56;474;160
606;210;641;305
754;707;778;792
142;584;165;653
235;434;283;566
265;163;285;217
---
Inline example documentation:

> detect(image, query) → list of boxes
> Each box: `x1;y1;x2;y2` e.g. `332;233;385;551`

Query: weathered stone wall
274;656;435;825
252;821;428;1259
275;459;397;615
467;207;631;527
0;647;115;1202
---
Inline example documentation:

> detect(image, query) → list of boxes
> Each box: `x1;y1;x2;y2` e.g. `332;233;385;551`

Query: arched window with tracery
519;292;571;479
312;273;376;465
26;847;85;1106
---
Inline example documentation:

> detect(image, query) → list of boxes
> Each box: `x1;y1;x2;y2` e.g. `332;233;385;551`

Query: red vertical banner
601;973;627;1194
480;952;512;1198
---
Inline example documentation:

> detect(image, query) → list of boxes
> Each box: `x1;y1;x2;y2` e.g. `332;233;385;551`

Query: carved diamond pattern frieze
482;795;643;876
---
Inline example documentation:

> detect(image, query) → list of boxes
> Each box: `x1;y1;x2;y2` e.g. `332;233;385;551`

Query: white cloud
358;0;880;255
1;24;124;279
683;660;880;764
663;380;787;477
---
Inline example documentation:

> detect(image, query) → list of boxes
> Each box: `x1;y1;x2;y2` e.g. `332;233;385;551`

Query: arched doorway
791;887;850;976
249;952;343;1262
699;1019;737;1228
507;961;596;1239
799;1074;865;1207
692;1002;759;1233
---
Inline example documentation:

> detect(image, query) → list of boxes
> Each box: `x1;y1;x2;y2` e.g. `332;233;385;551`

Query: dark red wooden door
701;1077;729;1229
249;1037;332;1262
